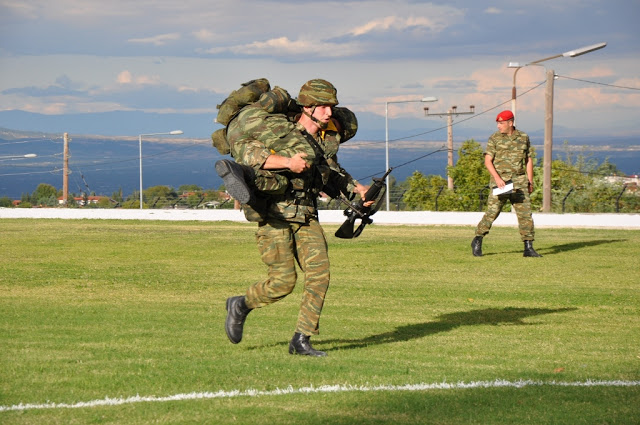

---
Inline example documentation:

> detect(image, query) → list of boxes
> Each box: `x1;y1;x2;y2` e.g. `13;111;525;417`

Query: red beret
496;110;514;122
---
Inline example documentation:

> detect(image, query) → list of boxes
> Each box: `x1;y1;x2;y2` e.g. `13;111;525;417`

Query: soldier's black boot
289;332;327;357
471;236;483;257
523;241;542;257
215;159;255;205
225;296;252;344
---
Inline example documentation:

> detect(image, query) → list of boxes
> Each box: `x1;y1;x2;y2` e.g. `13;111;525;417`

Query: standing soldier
471;110;542;257
219;79;370;356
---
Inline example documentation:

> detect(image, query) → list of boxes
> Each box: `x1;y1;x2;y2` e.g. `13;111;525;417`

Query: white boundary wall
1;208;639;229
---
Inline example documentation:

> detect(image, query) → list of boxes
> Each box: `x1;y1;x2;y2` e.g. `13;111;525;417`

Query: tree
97;197;112;208
144;185;178;208
178;184;203;193
447;139;490;211
400;139;490;211
32;183;59;207
0;196;12;207
111;188;124;204
403;172;448;210
546;141;638;213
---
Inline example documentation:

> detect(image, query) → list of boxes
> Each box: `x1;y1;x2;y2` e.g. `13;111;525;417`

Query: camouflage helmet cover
332;107;358;142
297;79;339;107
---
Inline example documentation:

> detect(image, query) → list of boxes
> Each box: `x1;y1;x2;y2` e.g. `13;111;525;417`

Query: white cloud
115;70;161;86
203;37;362;58
349;13;456;36
484;7;502;14
192;29;216;43
117;71;133;84
1;0;638;137
0;1;39;19
128;33;181;46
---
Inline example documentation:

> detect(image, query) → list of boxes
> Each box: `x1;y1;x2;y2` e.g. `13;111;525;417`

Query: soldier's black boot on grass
289;332;327;357
523;241;542;257
215;159;255;205
471;236;483;257
225;296;252;344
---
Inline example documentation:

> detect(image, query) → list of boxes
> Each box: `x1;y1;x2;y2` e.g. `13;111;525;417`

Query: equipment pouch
211;128;230;155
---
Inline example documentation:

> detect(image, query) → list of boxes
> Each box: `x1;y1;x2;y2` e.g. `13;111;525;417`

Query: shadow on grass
322;307;577;352
542;239;627;255
483;239;626;256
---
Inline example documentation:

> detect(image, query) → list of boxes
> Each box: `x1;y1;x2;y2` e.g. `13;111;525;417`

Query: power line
556;75;640;91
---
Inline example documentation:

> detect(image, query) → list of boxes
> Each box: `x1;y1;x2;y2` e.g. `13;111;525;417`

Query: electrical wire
556;75;640;91
353;80;547;181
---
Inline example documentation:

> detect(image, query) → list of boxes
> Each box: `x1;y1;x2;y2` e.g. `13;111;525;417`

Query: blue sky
1;0;639;138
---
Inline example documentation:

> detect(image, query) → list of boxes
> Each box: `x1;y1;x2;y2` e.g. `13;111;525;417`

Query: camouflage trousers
245;217;329;336
475;188;535;241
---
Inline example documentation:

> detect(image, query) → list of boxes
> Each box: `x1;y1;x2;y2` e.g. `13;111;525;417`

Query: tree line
2;184;230;209
391;139;639;213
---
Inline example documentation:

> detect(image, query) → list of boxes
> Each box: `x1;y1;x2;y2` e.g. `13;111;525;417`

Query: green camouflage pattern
227;104;358;223
211;128;230;155
475;173;534;241
216;78;270;126
226;86;360;338
331;106;358;142
485;129;531;189
297;79;339;106
476;129;535;241
258;86;299;115
245;219;329;335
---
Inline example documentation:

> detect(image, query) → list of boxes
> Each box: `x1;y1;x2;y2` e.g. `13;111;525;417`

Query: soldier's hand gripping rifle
335;168;393;239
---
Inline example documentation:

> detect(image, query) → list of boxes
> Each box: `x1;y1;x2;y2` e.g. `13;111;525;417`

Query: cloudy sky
1;0;639;138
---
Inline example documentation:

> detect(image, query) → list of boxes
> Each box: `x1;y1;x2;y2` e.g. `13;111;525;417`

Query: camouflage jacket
485;129;531;189
227;104;358;223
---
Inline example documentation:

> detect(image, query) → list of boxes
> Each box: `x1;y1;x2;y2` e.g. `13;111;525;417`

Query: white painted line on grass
2;379;639;412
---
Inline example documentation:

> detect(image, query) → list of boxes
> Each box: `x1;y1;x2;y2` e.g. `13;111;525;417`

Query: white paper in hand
493;181;514;196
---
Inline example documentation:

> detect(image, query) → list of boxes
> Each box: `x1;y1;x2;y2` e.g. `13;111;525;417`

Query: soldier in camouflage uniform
215;84;359;212
472;110;542;258
221;79;370;356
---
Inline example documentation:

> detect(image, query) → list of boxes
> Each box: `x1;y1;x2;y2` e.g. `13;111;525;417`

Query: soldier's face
312;105;333;124
496;119;513;134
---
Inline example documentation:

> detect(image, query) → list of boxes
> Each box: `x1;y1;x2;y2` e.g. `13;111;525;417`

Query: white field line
2;379;639;412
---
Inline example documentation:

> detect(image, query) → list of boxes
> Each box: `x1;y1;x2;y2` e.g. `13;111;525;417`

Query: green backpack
211;78;273;155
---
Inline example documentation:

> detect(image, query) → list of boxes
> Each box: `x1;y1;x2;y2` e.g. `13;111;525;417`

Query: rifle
335;168;393;239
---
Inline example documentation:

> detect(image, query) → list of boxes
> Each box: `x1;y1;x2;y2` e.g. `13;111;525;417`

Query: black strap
302;131;327;160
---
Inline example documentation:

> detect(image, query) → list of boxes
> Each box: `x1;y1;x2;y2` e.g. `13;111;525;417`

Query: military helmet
332;107;358;142
297;79;339;107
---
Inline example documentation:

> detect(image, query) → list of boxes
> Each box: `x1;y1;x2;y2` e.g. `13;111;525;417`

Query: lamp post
508;42;606;118
507;42;606;212
0;153;37;161
138;130;183;209
384;97;438;210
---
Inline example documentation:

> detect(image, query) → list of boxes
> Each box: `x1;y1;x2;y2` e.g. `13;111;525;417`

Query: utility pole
424;105;475;189
63;133;70;207
543;70;555;213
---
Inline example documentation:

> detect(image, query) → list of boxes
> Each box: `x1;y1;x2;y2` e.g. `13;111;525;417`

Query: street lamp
0;153;37;161
508;42;607;119
384;97;438;210
138;130;183;209
508;42;606;213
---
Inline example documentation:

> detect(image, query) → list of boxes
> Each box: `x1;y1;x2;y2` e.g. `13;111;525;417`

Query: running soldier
218;79;370;356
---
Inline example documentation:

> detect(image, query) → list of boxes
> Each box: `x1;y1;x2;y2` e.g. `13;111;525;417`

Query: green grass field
1;219;638;424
